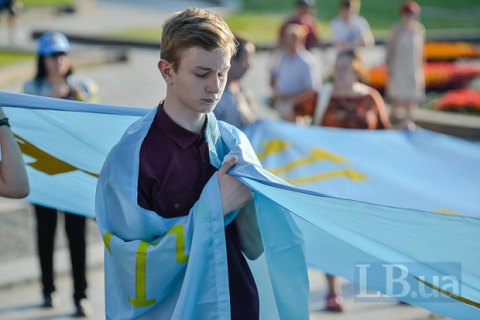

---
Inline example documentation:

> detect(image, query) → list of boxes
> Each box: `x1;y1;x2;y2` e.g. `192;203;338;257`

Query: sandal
325;292;345;312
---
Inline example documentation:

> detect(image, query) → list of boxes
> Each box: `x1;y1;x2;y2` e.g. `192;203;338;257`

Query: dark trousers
35;204;88;302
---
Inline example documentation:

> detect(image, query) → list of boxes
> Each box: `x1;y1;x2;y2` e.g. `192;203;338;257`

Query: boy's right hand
218;156;253;216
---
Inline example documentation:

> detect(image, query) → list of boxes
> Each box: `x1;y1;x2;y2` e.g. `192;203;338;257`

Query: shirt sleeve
22;80;35;95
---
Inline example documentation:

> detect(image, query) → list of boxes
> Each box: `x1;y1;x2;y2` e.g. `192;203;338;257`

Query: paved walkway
0;0;237;48
0;1;451;319
0;265;439;320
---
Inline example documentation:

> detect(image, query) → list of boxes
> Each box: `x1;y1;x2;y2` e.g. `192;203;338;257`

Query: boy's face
167;46;231;115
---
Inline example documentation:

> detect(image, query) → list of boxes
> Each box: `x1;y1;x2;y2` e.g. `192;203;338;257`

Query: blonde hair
160;8;237;71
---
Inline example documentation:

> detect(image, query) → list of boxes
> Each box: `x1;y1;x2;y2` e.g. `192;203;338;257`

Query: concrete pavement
0;264;441;320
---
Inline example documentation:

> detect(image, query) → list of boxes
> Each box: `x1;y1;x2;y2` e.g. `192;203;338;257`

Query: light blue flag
1;90;310;319
1;90;479;319
245;120;480;218
0;90;146;216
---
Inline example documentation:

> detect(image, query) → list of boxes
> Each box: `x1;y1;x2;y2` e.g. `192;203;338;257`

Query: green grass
23;0;74;7
226;14;282;44
226;14;283;44
0;51;34;68
108;0;480;44
109;16;326;45
110;26;163;42
242;0;480;30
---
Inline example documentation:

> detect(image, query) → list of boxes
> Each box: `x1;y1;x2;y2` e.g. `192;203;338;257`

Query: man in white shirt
330;0;374;51
270;24;319;121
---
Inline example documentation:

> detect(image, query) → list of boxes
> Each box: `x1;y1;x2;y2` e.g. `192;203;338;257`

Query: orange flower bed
368;66;388;90
435;89;480;113
425;42;480;61
368;63;480;92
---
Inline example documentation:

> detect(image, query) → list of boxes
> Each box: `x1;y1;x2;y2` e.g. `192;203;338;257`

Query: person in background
214;34;258;129
312;49;390;312
270;24;319;122
0;106;29;198
330;0;374;52
278;0;320;51
23;32;97;318
0;0;21;43
386;1;425;130
313;49;391;129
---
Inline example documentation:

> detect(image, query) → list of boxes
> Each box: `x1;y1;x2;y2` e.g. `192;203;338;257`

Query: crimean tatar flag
1;90;479;319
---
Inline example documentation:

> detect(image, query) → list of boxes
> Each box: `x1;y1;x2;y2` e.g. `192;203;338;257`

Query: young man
270;24;319;121
96;8;263;319
214;34;258;129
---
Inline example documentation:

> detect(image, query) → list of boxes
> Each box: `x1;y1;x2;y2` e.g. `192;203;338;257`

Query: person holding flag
0;106;29;198
96;7;310;320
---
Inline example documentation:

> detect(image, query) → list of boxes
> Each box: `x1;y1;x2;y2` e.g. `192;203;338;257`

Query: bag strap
312;83;333;126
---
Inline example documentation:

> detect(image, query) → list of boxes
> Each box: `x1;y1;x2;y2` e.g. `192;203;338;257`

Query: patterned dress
321;87;391;129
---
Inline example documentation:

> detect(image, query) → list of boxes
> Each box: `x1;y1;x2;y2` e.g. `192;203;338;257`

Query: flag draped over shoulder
1;90;480;319
95;107;309;319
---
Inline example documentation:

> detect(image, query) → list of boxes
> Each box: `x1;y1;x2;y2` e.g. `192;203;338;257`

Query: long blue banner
1;90;479;319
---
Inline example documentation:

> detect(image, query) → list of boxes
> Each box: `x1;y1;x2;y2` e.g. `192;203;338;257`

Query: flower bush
435;89;480;114
425;42;480;61
367;41;480;117
368;63;480;92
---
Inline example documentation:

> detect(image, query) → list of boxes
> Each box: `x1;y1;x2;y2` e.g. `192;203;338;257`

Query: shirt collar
154;102;207;149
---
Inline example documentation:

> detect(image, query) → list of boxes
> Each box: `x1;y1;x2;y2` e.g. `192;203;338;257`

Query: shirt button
174;203;180;209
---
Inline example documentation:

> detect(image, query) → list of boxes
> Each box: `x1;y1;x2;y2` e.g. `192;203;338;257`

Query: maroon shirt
137;105;259;320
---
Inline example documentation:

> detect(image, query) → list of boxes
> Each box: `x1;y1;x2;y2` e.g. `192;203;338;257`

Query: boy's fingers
218;156;237;176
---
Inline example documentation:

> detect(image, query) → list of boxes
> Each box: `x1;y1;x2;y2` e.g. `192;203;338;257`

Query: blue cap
37;32;70;55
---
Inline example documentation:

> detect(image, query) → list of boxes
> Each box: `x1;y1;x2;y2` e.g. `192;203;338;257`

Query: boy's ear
158;59;174;85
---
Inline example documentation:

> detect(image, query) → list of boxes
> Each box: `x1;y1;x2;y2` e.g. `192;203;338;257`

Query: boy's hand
218;156;252;216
